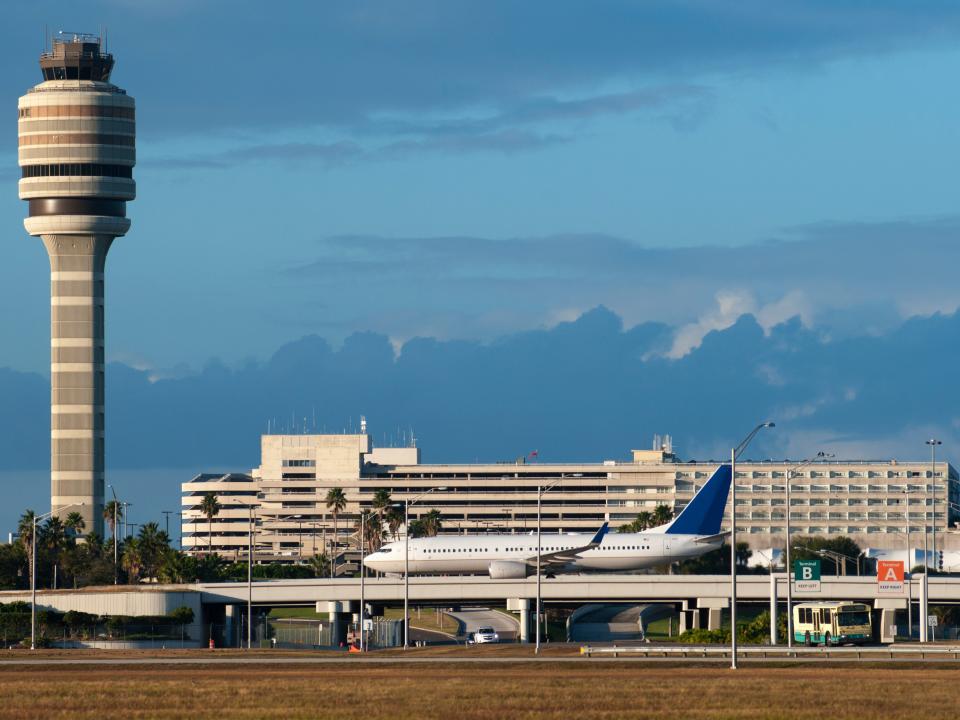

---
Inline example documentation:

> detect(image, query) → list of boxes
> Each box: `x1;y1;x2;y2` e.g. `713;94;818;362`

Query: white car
472;626;500;644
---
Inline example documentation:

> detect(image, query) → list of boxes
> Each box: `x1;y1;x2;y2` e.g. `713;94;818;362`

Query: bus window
838;609;870;627
823;609;831;623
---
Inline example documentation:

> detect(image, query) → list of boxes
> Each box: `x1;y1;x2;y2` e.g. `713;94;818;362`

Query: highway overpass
4;573;956;644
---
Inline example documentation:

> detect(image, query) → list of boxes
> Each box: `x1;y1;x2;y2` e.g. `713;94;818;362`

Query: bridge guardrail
580;644;960;659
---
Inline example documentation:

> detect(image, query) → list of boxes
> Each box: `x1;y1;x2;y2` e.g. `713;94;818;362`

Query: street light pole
247;505;254;650
535;478;563;655
31;502;83;650
730;422;775;670
360;509;365;652
904;489;913;640
404;487;446;649
927;439;942;572
784;452;832;648
108;485;119;585
357;506;387;652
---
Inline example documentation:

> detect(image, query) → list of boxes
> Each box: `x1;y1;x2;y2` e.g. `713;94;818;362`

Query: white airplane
363;463;733;578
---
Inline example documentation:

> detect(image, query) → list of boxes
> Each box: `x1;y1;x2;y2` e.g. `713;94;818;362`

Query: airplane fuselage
363;531;722;575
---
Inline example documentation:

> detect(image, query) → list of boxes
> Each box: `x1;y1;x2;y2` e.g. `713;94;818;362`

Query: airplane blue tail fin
664;464;732;535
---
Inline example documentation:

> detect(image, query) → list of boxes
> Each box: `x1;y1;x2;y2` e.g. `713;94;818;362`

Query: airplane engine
488;561;530;579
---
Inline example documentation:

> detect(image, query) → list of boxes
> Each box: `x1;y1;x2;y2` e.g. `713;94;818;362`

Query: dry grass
0;658;959;720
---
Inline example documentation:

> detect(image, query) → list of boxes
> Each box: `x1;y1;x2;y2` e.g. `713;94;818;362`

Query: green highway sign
794;559;821;592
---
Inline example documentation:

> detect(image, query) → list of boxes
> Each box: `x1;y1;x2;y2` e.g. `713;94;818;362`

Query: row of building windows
19;105;135;120
733;483;942;494
282;459;316;467
43;64;104;82
722;470;941;480
728;526;938;535
21;163;133;179
19;133;135;147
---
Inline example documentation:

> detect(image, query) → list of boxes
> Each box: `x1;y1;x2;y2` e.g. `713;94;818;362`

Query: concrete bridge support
678;598;727;633
508;598;530;643
320;601;351;647
224;604;238;647
699;598;728;631
874;598;906;643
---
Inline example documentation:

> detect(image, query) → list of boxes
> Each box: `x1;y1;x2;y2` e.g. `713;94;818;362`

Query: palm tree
356;512;383;552
308;552;330;578
652;504;673;527
385;505;404;541
44;516;68;589
199;492;221;555
421;508;443;537
18;510;36;587
325;488;347;576
372;489;392;512
84;531;104;556
634;510;653;532
65;512;86;541
121;536;143;583
103;501;123;539
137;522;170;580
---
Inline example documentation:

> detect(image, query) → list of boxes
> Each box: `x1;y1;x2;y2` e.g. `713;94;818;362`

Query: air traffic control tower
17;34;136;535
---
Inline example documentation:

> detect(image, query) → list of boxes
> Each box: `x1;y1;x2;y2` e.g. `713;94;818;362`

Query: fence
246;617;404;649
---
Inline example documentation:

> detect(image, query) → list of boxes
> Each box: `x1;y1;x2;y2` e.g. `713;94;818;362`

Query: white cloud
667;290;755;359
755;291;813;334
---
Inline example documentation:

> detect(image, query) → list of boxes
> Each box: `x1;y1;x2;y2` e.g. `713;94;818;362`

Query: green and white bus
792;601;872;646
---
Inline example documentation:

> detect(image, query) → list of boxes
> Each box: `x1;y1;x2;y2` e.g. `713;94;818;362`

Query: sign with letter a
877;560;905;594
794;559;821;592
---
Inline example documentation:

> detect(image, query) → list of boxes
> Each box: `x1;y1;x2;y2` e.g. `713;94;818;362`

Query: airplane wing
523;522;609;568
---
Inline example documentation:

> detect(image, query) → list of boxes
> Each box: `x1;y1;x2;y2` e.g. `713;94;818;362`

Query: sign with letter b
794;559;821;592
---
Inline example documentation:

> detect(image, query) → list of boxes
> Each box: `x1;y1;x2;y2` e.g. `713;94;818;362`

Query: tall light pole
247;504;255;650
108;485;119;585
784;452;832;648
404;487;446;649
31;502;83;650
358;505;390;652
536;478;564;654
927;439;942;572
121;502;131;542
730;422;775;669
904;488;914;640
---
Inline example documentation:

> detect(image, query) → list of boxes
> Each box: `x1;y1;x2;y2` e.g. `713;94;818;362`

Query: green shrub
677;628;730;644
169;606;194;624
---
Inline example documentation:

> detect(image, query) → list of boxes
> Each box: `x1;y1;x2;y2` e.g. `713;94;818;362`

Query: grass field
382;606;458;634
1;650;959;719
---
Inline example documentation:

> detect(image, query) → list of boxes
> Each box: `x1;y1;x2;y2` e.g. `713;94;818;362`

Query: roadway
446;607;520;640
191;574;960;605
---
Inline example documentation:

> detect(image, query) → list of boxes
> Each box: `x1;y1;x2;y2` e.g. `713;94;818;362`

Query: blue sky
2;2;960;532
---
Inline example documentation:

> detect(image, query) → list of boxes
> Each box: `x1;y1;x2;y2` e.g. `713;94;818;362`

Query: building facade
181;433;960;563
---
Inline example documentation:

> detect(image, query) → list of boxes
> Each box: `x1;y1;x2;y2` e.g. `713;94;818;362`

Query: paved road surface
0;655;955;666
447;607;520;640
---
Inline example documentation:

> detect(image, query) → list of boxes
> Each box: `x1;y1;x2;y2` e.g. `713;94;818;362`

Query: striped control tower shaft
18;34;136;536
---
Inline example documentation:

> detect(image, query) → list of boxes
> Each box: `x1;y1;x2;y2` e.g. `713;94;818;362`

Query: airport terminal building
181;433;960;564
